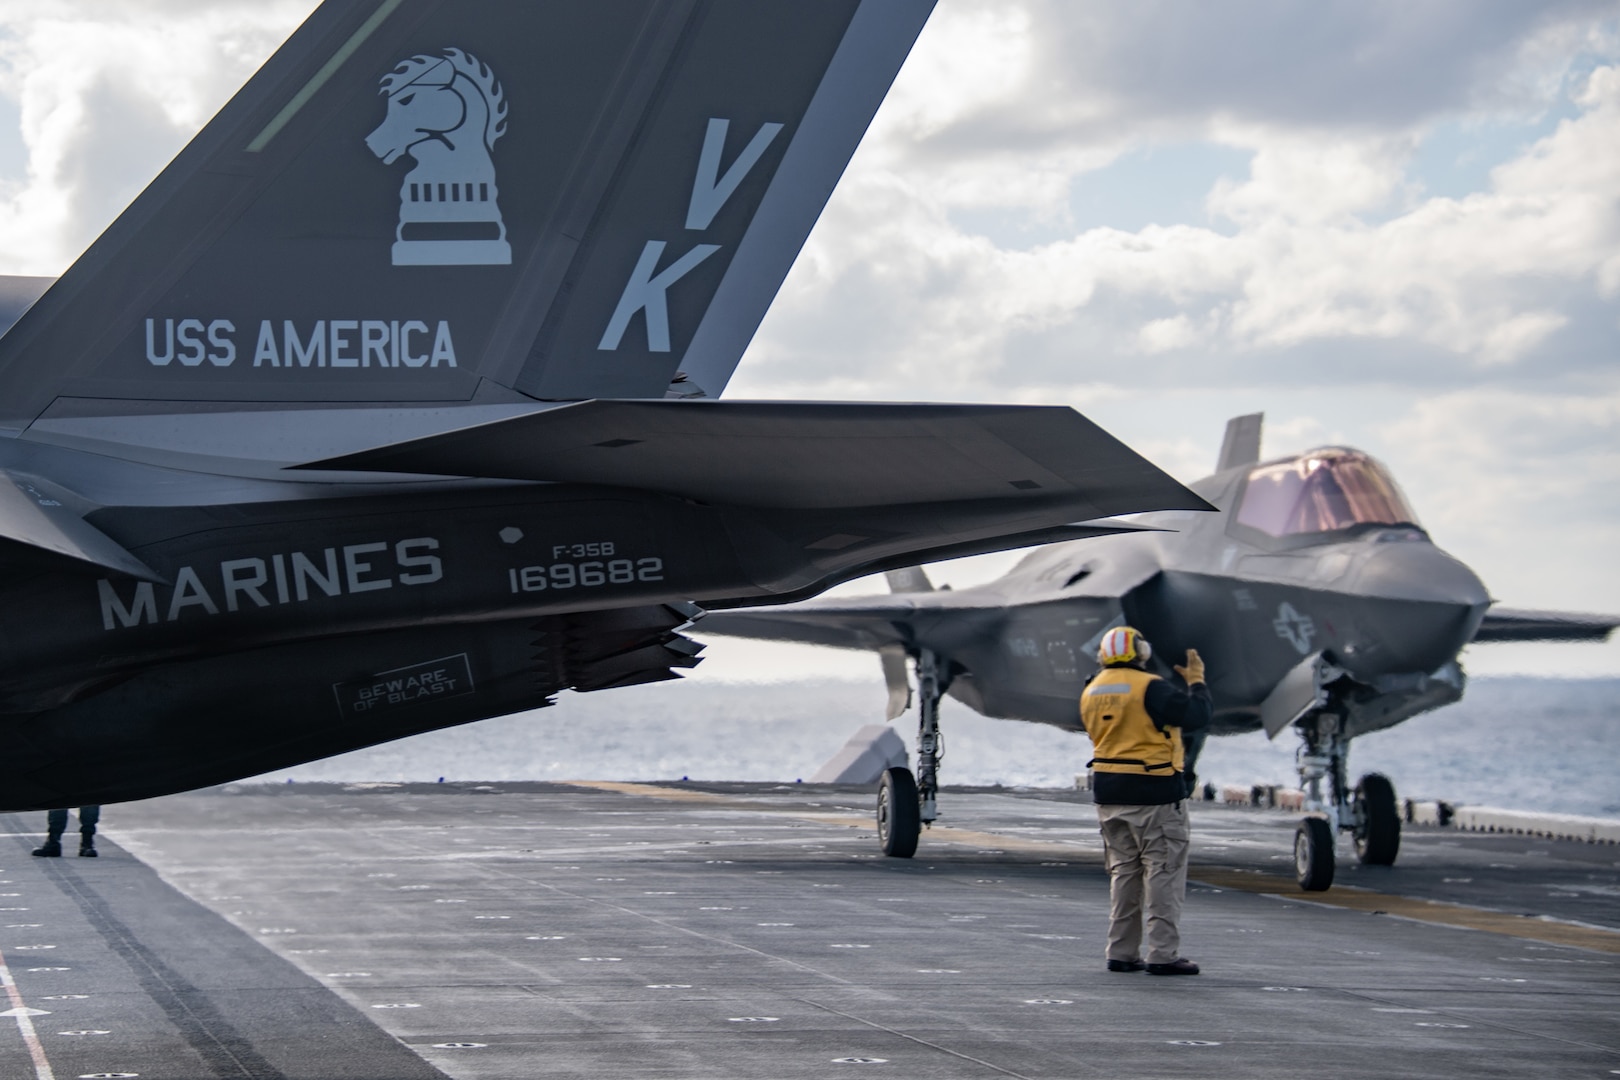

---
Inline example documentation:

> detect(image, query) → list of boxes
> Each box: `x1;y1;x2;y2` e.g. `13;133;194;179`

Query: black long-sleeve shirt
1090;675;1212;806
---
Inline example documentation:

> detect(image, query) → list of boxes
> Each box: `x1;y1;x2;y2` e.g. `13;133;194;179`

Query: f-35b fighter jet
702;413;1618;890
0;0;1209;811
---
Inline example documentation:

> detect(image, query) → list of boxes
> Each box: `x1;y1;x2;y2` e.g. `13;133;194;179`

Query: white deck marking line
0;947;56;1080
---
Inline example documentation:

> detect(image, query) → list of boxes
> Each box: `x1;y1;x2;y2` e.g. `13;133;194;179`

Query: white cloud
742;34;1620;391
0;0;313;273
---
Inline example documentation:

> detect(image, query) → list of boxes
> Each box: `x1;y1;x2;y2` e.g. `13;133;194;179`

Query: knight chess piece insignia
366;48;511;267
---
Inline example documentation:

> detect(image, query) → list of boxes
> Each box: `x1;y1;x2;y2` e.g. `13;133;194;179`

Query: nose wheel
1294;816;1335;891
1352;772;1401;865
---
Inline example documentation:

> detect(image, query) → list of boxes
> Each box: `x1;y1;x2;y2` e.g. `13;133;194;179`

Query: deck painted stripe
570;781;1620;954
564;780;1100;854
0;948;55;1080
1189;867;1620;954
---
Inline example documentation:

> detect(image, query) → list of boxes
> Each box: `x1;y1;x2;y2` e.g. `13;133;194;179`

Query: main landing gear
875;649;947;858
1292;712;1401;891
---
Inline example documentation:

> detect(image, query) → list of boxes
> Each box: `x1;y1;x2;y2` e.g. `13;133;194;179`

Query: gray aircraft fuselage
1;440;711;808
940;460;1488;739
711;446;1502;746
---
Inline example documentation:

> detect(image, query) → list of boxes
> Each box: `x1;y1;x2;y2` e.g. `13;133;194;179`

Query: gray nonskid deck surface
4;783;1617;1080
0;818;450;1080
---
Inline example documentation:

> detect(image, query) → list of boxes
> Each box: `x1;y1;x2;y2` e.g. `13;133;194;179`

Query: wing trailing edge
294;399;1213;514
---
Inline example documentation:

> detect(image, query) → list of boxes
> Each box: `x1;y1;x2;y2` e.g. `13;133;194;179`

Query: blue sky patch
1409;102;1577;202
949;141;1253;249
1069;142;1253;233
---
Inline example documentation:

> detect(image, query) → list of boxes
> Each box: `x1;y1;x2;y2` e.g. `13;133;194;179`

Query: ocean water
256;676;1620;819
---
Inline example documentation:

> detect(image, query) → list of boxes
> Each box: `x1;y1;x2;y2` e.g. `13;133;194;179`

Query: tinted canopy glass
1235;449;1419;538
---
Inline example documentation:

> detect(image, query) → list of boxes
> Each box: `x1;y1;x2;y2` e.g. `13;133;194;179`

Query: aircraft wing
1471;607;1620;643
300;400;1200;592
699;592;959;650
298;399;1206;513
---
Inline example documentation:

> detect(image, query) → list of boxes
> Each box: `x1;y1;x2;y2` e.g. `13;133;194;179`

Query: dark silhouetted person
32;807;100;858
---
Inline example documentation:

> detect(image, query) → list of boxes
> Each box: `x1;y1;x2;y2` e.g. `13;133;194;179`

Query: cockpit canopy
1234;448;1419;539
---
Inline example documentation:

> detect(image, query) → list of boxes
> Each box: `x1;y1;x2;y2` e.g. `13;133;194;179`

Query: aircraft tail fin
885;566;935;593
0;0;935;433
0;277;52;342
1217;413;1264;472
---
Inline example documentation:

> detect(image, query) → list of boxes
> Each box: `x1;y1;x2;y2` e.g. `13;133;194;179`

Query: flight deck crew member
31;807;101;858
1079;626;1211;976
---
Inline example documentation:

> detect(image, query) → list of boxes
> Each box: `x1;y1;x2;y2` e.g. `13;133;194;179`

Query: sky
0;0;1616;682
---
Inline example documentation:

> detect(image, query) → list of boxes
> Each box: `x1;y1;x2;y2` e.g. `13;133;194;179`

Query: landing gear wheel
1353;772;1400;866
877;766;920;858
1294;817;1335;892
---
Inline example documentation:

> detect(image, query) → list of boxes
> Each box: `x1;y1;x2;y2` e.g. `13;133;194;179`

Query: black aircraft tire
1353;773;1401;866
877;767;920;859
1294;817;1335;892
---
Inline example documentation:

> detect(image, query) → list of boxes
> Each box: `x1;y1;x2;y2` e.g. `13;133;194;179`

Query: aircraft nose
1341;539;1491;676
1355;539;1490;608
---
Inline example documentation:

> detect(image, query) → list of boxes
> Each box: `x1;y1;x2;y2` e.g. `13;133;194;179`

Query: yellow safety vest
1079;666;1185;776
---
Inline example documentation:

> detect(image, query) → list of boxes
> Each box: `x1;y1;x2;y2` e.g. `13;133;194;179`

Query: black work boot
32;836;62;857
79;833;98;857
1146;958;1200;976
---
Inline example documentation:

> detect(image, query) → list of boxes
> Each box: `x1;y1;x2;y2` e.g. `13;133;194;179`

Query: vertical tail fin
0;0;935;432
885;566;935;593
1217;413;1264;472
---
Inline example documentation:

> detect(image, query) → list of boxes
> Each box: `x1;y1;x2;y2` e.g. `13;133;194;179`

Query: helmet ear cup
1098;626;1148;665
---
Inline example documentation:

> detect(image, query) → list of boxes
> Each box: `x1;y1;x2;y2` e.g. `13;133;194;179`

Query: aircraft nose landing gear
1292;713;1403;890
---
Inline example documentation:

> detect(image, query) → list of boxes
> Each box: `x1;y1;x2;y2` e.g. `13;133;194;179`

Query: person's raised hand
1174;649;1205;685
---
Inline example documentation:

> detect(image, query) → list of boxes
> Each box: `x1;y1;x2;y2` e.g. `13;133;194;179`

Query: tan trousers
1096;801;1189;965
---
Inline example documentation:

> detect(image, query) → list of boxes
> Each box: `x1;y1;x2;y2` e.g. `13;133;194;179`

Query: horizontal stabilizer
700;588;1009;653
1471;607;1619;643
0;473;162;581
701;606;935;652
295;399;1212;514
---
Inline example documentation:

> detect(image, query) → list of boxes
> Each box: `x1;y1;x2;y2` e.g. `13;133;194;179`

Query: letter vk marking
686;118;783;230
598;116;784;354
598;241;720;352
